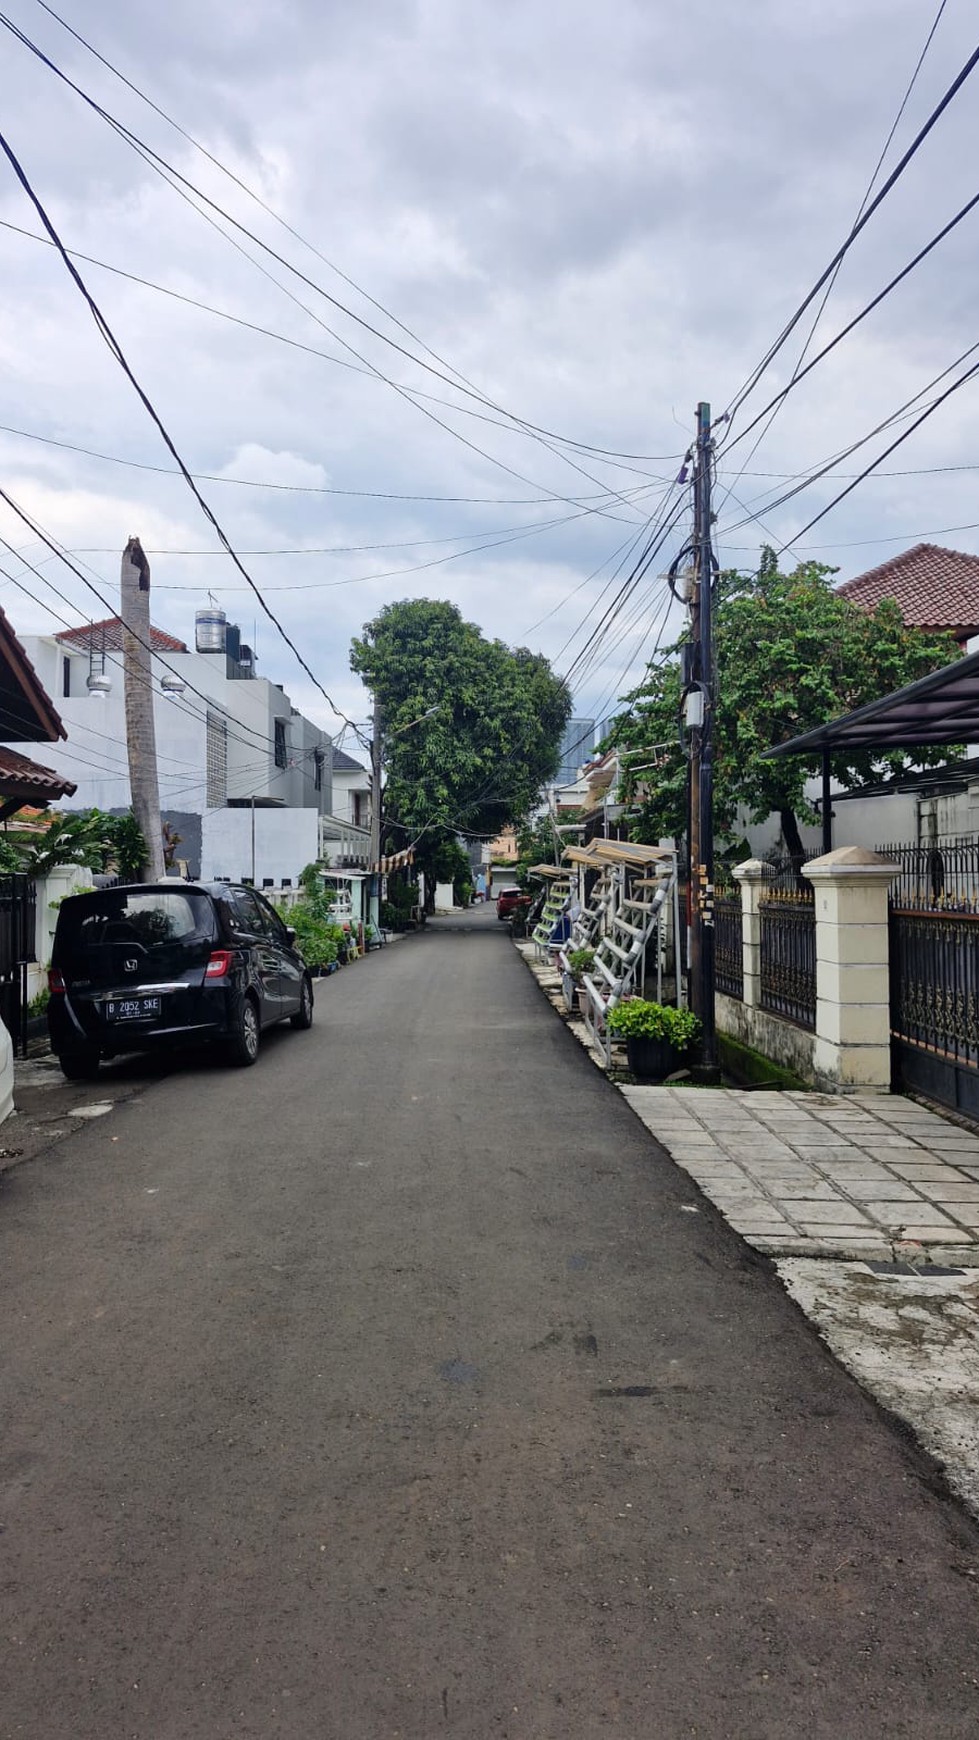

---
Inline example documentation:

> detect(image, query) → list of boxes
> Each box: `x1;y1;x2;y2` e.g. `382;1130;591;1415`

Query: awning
370;847;416;874
764;650;979;759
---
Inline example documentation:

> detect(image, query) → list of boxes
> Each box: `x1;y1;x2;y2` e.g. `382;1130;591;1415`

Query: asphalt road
3;906;979;1739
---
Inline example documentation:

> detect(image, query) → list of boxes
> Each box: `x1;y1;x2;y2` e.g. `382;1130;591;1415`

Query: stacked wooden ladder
577;843;681;1064
556;842;617;1008
529;865;573;958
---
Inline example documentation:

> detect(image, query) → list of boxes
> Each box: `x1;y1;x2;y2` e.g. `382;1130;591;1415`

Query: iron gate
0;875;36;1057
886;841;979;1115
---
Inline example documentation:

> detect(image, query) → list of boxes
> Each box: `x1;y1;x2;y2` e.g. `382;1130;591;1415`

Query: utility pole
687;403;717;1071
120;537;164;882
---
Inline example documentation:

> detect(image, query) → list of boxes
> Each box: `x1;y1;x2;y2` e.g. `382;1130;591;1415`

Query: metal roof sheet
765;651;979;758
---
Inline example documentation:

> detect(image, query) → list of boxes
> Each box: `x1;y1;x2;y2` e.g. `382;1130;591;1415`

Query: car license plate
105;995;161;1022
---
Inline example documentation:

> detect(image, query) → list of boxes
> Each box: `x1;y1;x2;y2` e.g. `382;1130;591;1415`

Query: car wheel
225;994;260;1067
290;975;314;1030
57;1046;101;1081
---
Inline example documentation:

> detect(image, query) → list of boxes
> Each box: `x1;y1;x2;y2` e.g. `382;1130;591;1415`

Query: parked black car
48;881;314;1080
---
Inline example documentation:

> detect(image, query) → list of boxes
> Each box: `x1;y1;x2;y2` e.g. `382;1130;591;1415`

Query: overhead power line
0;503;330;761
0;408;657;508
717;334;979;540
776;352;979;552
726;185;979;456
713;0;952;517
723;34;979;426
0;217;668;495
0;124;366;744
23;0;684;470
0;13;673;499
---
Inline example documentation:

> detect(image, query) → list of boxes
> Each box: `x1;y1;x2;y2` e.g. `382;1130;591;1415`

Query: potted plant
566;947;595;1014
605;998;702;1080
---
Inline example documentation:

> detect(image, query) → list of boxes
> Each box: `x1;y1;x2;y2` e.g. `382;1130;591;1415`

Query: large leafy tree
612;553;959;860
350;599;571;903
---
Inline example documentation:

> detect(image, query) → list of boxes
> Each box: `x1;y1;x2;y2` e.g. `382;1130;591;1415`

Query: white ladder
582;861;678;1064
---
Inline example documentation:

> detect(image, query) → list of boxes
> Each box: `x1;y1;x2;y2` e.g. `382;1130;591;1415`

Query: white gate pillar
803;846;900;1094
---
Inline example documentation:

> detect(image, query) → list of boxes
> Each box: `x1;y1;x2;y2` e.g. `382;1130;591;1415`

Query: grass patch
717;1031;809;1093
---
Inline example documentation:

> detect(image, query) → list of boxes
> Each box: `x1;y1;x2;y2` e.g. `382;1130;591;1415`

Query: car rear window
55;889;216;959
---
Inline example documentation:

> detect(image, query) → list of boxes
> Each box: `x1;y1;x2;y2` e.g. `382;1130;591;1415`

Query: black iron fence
0;874;37;1056
714;875;743;1000
878;839;979;912
890;908;979;1064
889;907;979;1115
759;858;816;1030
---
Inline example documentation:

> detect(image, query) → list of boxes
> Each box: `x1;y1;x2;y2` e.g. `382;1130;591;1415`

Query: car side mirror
285;926;297;945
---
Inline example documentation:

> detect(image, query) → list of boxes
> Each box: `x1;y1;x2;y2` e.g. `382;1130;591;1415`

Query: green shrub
275;899;344;969
606;999;701;1047
566;947;595;983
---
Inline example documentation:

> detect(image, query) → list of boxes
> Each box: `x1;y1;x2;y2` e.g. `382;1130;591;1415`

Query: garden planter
625;1035;683;1081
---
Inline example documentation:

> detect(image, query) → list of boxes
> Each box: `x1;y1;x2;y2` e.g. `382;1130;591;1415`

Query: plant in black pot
566;947;596;1014
606;998;702;1080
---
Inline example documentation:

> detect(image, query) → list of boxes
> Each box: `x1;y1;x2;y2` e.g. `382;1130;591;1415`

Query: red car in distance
496;887;532;922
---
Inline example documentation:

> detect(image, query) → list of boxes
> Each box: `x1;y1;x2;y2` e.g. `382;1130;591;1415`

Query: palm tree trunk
121;538;164;882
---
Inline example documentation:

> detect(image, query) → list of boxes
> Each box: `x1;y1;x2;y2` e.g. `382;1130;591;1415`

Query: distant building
556;718;595;784
3;610;333;884
319;746;372;869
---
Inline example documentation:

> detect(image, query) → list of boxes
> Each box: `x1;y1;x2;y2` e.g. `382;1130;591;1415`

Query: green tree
613;554;959;861
351;599;571;907
0;810;113;877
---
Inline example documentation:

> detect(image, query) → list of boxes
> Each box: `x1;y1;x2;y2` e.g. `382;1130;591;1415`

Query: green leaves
613;553;960;846
606;999;702;1044
351;599;571;841
0;808;147;879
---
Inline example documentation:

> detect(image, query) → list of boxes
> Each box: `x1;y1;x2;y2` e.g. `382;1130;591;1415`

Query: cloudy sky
1;0;977;758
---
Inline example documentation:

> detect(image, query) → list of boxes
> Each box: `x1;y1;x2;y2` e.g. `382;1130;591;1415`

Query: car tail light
48;968;66;994
205;950;233;979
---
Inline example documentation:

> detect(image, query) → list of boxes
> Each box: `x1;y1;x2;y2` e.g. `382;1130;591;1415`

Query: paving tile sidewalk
620;1084;979;1264
515;939;979;1265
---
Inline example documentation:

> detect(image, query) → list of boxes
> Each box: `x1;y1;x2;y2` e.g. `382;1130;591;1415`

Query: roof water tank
195;607;227;653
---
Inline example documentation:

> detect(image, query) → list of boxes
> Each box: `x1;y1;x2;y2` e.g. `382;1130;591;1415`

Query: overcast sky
1;0;977;759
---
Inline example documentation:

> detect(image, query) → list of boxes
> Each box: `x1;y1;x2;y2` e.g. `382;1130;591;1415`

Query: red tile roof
0;603;67;741
0;746;76;799
837;543;979;643
56;617;188;654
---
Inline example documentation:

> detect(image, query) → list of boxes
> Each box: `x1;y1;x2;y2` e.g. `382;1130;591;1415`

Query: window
274;718;288;769
229;889;266;936
254;891;287;940
206;711;228;807
62;656;71;699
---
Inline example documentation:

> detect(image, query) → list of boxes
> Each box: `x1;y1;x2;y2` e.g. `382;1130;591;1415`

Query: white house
3;609;334;886
330;747;371;830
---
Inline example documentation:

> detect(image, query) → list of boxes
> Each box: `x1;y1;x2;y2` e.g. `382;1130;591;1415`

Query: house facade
3;613;334;883
741;543;979;859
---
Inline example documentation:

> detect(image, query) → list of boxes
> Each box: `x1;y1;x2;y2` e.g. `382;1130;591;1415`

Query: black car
48;881;314;1080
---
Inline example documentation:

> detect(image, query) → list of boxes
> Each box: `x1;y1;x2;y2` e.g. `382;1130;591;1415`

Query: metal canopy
764;650;979;759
